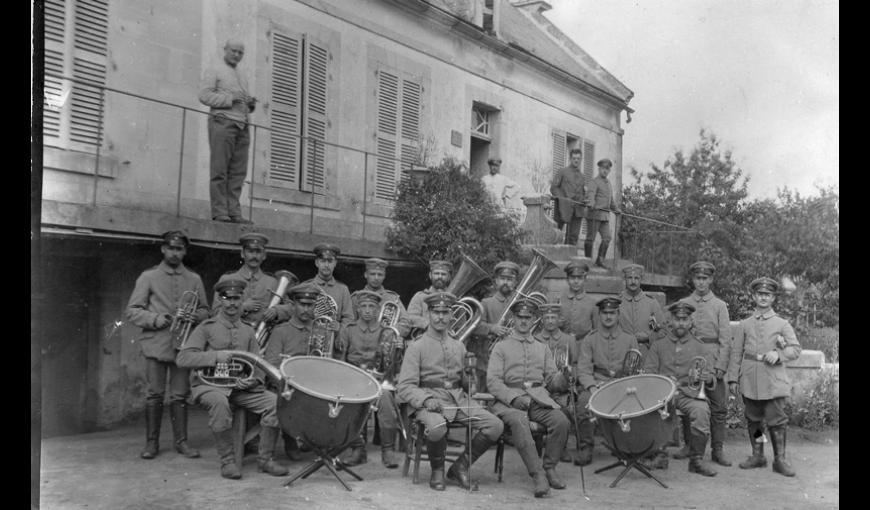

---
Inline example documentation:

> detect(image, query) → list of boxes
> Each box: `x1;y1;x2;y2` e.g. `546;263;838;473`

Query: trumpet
688;355;711;400
620;348;644;377
307;292;338;357
254;270;298;353
378;300;401;329
170;290;199;349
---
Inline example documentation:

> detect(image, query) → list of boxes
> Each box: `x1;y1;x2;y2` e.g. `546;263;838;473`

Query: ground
38;408;838;510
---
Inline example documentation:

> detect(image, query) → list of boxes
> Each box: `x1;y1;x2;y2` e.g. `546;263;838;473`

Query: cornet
688;356;711;400
169;290;199;349
307;293;338;357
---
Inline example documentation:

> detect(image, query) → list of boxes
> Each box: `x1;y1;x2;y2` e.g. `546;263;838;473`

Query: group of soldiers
126;229;802;497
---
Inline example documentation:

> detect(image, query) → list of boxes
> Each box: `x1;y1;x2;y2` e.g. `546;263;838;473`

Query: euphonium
307;293;338;357
170;290;199;349
444;252;489;343
620;348;644;377
688;355;709;400
195;350;284;389
254;270;298;353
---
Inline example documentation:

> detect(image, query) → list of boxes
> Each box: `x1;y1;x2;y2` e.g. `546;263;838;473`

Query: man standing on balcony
584;158;621;269
302;243;354;325
618;264;665;354
550;148;588;247
199;39;257;224
678;261;733;468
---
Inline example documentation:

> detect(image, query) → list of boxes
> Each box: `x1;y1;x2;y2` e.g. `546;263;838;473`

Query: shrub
797;326;839;362
786;367;840;431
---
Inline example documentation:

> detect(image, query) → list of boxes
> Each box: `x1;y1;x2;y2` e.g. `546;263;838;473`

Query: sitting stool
232;407;262;472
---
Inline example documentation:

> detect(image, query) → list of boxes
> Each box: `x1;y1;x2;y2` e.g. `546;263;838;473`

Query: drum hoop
280;356;381;403
588;373;676;420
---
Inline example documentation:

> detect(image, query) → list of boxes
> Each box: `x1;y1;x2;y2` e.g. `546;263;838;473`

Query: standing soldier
575;297;640;465
176;279;288;480
618;264;665;354
213;233;295;329
355;258;406;328
643;302;718;477
559;259;598;341
727;277;801;477
302;243;354;325
584;158;621;269
403;259;453;333
488;299;571;498
126;230;210;460
678;261;733;467
549;148;588;246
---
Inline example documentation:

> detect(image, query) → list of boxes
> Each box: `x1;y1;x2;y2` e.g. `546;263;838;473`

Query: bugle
687;355;713;400
254;270;298;352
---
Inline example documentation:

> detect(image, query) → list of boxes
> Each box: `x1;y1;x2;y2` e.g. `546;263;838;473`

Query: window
268;30;330;193
43;0;109;152
471;104;491;138
374;69;422;201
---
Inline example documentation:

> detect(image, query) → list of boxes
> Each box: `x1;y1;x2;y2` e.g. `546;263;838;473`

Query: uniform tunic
618;290;664;347
585;174;617;221
302;274;354;325
405;286;436;330
559;289;599;341
727;310;801;401
339;319;397;429
550;164;588;222
576;326;639;390
212;266;293;326
263;317;311;369
534;328;585;428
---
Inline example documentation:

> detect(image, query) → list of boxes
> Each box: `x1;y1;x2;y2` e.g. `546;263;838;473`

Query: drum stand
284;443;363;491
594;441;669;489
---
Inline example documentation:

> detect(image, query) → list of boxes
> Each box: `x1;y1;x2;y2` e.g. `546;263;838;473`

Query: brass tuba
444;252;489;343
620;348;644;377
170;290;199;349
307;292;339;357
254;270;299;353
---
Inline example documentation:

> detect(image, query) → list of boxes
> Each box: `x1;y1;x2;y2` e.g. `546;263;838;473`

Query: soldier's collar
238;266;262;280
314;275;335;286
217;314;241;328
289;317;311;330
567;289;586;300
622;290;643;302
692;291;713;302
755;309;776;320
159;261;185;275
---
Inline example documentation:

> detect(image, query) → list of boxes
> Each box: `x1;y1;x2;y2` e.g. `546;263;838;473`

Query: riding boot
447;432;491;491
583;240;594;259
170;402;200;458
672;415;692;459
739;423;768;469
545;468;566;489
574;418;594;465
342;435;368;466
770;426;796;477
380;427;399;469
594;241;610;269
710;421;731;466
427;437;447;491
532;471;550;498
646;448;669;470
213;429;241;479
140;402;163;459
687;432;717;477
282;432;304;461
257;426;289;476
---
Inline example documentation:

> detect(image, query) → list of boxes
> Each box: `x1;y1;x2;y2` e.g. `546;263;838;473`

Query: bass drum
277;356;381;452
587;374;677;457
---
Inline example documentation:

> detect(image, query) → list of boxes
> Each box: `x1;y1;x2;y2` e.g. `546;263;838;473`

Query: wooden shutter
269;32;302;186
302;40;328;193
69;0;107;146
549;131;567;220
399;79;421;184
583;139;595;180
375;70;399;200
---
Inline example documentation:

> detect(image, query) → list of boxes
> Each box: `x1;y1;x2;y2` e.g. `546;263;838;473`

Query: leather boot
560;449;574;463
282;432;304;461
710;420;731;466
342;435;368;466
574;418;594;465
672;415;692;459
532;471;550;498
257;426;289;476
770;426;796;477
447;432;491;491
687;432;717;477
140;402;163;459
380;427;399;469
595;241;610;268
170;402;200;458
427;437;447;491
214;429;241;479
739;424;768;469
583;240;594;259
545;468;566;489
646;449;669;470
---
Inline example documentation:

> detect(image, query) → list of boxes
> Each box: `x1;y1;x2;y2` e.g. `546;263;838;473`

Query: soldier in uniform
213;233;295;329
263;282;320;461
643;301;718;477
677;261;733;467
488;299;571;498
549;147;588;246
397;292;504;492
338;290;401;469
302;243;354;325
468;260;520;390
584;158;621;268
403;259;453;332
355;257;407;332
727;277;801;477
618;264;665;354
176;279;288;480
534;302;583;464
575;297;640;465
126;230;210;460
558;258;598;341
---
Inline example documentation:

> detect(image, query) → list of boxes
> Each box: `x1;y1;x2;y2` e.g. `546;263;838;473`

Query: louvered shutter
550;131;566;221
69;0;107;146
268;32;302;186
399;79;421;185
375;70;399;200
583;140;595;180
302;40;328;193
43;0;66;139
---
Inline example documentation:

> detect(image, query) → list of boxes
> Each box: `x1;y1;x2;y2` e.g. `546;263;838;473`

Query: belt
420;380;460;390
636;337;650;345
698;337;720;345
594;367;618;378
507;382;543;390
744;353;764;361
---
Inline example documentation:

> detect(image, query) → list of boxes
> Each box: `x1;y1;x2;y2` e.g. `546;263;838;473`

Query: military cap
750;277;780;294
596;297;622;311
597;158;613;168
239;232;269;249
689;261;716;276
352;289;382;305
313;243;341;258
215;278;246;297
364;258;388;271
429;259;454;272
487;157;502;165
288;283;320;303
493;260;521;277
161;230;190;247
424;291;457;312
511;298;539;317
564;258;591;276
622;264;645;277
539;302;562;315
667;301;696;318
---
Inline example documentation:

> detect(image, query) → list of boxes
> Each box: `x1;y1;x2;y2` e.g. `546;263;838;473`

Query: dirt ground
37;408;838;510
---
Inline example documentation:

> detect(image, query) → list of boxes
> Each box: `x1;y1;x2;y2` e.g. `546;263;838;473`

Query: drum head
280;356;381;403
588;374;676;420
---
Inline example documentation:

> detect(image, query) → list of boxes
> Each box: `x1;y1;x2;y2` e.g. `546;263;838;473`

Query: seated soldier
488;298;571;498
643;301;717;477
575;296;640;465
339;290;401;469
176;278;288;480
397;292;504;492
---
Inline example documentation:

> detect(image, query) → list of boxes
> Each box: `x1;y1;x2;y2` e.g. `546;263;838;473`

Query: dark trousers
742;396;789;428
144;358;190;405
208;116;250;219
707;378;727;446
564;215;584;246
585;218;612;243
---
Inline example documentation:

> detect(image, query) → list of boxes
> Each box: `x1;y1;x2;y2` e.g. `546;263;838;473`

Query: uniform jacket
487;331;566;412
726;310;801;400
262;317;311;368
618;290;665;342
559;289;598;340
549;164;588;221
679;291;731;372
125;261;210;362
303;275;354;325
212;267;293;326
339;319;385;371
643;329;713;399
585;174;618;221
405;286;437;330
473;291;514;336
576;326;639;390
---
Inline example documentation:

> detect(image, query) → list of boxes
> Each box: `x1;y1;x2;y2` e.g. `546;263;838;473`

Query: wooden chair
231;407;261;472
493;420;547;482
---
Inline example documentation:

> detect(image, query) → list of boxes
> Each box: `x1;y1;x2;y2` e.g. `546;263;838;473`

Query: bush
786;368;840;431
798;326;839;363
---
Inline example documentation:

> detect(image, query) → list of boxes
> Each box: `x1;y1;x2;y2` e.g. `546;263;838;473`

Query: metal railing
618;215;702;277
